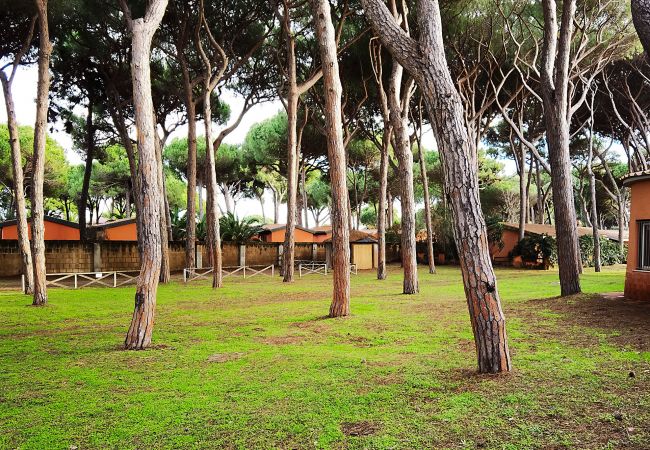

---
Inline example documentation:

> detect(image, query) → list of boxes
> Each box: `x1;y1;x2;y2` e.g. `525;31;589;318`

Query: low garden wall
0;240;329;277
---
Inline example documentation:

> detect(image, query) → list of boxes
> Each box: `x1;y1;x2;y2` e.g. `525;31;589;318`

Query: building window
640;221;650;271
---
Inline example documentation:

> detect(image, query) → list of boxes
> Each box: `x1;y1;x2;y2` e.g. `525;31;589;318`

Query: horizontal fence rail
183;265;275;283
32;271;141;290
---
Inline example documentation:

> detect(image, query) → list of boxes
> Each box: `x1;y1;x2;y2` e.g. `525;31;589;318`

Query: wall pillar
239;244;246;267
195;244;203;269
325;243;332;269
93;243;102;272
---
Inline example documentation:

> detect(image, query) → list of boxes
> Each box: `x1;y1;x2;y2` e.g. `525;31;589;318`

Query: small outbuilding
258;223;316;243
325;230;378;270
0;216;80;240
622;171;650;300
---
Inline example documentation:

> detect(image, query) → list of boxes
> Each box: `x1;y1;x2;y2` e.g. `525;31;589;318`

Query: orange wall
262;228;314;243
1;221;79;241
104;223;138;241
491;229;519;259
313;232;331;243
625;180;650;300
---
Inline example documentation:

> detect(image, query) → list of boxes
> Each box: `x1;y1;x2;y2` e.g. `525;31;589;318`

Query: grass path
1;265;649;449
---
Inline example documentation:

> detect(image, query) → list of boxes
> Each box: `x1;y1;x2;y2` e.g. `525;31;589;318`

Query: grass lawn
1;265;649;449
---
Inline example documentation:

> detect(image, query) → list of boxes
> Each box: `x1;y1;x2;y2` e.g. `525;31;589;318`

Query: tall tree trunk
0;72;34;294
79;99;94;241
155;133;170;283
31;0;52;306
632;0;650;57
587;95;601;272
540;0;582;296
221;184;234;214
517;144;528;241
301;162;308;228
203;93;223;288
282;32;299;282
362;0;511;373
310;0;351;317
388;64;418;294
122;0;168;350
184;100;197;269
377;132;389;280
417;137;436;274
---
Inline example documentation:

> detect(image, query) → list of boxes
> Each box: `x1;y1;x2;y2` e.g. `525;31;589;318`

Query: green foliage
579;235;628;267
219;213;264;244
511;234;558;267
360;206;377;228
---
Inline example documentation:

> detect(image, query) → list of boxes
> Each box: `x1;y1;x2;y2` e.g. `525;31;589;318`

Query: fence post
74;274;78;289
113;272;117;287
183;269;187;283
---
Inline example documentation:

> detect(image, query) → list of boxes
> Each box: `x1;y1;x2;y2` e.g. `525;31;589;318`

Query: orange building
0;216;80;240
492;222;627;265
312;226;332;243
258;224;316;243
88;218;138;241
623;171;650;300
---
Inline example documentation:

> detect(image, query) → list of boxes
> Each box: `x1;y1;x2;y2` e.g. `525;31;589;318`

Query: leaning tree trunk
362;0;511;373
586;100;601;272
123;0;168;350
388;65;419;294
310;0;351;317
418;140;436;274
282;35;299;282
184;100;197;270
0;72;34;294
31;0;52;306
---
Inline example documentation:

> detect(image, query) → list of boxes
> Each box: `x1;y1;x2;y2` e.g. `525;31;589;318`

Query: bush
579;235;627;267
510;234;557;267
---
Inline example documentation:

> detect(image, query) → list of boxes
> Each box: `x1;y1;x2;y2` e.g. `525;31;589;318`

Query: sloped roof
88;218;136;229
622;170;650;187
0;216;79;229
260;223;315;234
501;222;628;242
324;229;378;244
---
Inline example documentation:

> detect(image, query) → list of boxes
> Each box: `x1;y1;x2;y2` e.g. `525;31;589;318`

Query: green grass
1;265;649;449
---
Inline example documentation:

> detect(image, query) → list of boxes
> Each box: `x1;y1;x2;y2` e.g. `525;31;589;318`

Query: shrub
510;234;557;268
579;235;627;267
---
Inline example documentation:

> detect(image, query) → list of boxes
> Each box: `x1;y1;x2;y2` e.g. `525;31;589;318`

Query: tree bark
310;0;351;317
155;133;170;283
540;0;582;295
388;64;418;294
184;99;197;270
31;0;52;306
122;0;168;350
282;31;299;282
203;101;223;288
632;0;650;57
79;99;95;241
377;132;389;280
417;136;436;274
362;0;511;373
0;72;34;294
